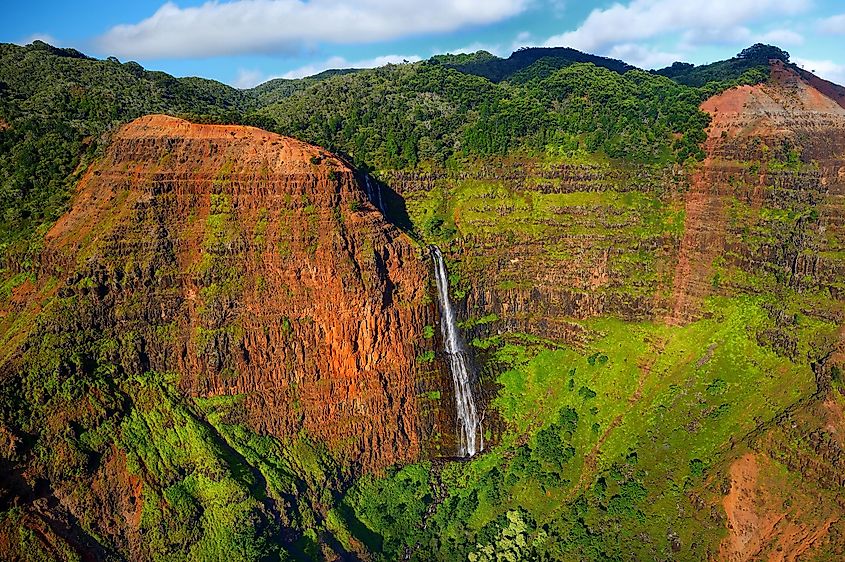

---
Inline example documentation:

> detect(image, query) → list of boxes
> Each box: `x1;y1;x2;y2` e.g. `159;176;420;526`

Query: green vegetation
655;43;788;88
400;168;685;306
258;58;720;169
430;46;634;83
21;289;807;561
2;38;843;561
0;290;338;560
329;296;830;560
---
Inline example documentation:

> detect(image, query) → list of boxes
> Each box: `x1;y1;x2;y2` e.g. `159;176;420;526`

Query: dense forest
0;41;778;256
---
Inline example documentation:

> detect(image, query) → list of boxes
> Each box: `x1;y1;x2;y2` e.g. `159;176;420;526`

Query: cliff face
670;60;845;323
394;61;845;338
0;115;455;557
390;162;681;330
26;114;439;472
387;62;845;559
2;62;845;560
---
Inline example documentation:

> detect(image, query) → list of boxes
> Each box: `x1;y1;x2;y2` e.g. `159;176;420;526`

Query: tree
737;44;790;64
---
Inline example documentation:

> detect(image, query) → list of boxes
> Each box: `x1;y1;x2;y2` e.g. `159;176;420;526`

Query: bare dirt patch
720;453;839;561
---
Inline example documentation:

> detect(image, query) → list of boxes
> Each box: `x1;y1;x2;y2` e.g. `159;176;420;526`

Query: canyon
33;114;444;472
0;44;844;560
0;115;457;559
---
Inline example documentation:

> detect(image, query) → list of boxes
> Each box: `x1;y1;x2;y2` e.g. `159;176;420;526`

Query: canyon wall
385;60;845;559
671;60;845;324
392;61;845;340
13;114;445;472
2;62;845;560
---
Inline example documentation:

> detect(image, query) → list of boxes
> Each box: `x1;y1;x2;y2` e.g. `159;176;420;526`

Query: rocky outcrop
32;114;441;472
670;60;845;323
719;453;844;561
3;62;845;561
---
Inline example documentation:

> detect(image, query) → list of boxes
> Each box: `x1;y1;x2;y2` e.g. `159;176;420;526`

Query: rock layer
393;61;845;342
670;60;845;323
38;114;439;472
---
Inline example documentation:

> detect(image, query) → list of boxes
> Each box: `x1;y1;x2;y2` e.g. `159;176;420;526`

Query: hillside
430;46;635;82
0;42;844;561
656;43;788;87
0;41;251;251
0;115;448;559
379;58;845;559
0;41;772;252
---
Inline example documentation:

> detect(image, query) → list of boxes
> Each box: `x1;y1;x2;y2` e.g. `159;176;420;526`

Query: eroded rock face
392;62;845;343
719;451;845;562
390;162;681;328
40;114;439;472
670;60;845;323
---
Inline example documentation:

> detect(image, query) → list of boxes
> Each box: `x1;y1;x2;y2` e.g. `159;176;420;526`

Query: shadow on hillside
376;178;418;238
354;169;419;241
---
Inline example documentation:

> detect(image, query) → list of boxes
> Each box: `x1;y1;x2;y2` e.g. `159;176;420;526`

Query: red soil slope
670;61;845;323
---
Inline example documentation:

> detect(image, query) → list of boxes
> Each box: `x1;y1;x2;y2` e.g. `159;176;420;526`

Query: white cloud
544;0;811;52
756;28;804;46
279;54;422;80
97;0;528;59
680;26;803;49
793;57;845;86
510;31;533;52
548;0;567;17
681;26;753;47
233;68;267;88
605;43;680;69
21;33;60;46
819;14;845;34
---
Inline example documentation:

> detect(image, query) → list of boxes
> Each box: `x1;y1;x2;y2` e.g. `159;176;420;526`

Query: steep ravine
0;115;482;559
382;60;845;559
2;57;845;559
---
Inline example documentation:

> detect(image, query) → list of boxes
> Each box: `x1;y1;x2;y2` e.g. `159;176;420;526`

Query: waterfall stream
431;246;483;458
363;174;374;201
364;175;385;214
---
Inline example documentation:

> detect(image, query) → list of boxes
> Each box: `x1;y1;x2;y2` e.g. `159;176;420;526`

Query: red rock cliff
40;114;439;472
670;60;845;322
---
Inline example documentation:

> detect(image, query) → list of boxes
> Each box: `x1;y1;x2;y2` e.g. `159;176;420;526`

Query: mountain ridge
1;41;844;561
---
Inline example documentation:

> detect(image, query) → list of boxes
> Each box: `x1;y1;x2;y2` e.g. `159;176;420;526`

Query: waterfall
364;175;385;214
375;181;386;215
431;246;483;458
363;174;374;201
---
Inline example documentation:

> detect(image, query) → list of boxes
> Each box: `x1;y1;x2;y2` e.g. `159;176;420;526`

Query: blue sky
4;0;845;88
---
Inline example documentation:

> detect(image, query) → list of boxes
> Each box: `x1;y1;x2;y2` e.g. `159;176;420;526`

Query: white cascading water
363;174;374;201
364;175;386;214
431;246;483;457
376;183;385;215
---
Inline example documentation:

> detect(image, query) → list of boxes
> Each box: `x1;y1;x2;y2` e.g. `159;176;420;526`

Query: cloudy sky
4;0;845;88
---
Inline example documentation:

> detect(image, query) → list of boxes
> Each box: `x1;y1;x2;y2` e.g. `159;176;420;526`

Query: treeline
0;41;250;250
655;43;786;88
0;41;776;251
257;59;724;168
430;47;635;83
